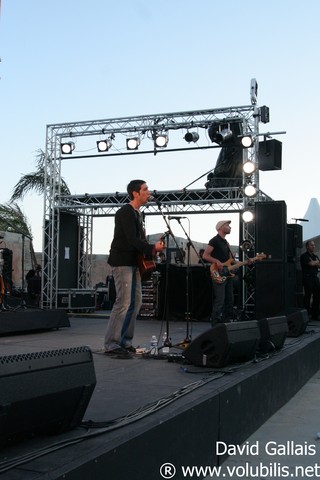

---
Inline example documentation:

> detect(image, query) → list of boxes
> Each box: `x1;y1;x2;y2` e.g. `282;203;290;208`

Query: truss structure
42;102;270;317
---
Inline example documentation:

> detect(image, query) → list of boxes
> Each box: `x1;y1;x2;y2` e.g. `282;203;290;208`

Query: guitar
210;253;267;284
137;236;165;280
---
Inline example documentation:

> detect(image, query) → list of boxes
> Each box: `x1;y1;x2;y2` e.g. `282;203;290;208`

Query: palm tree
10;149;71;202
0;149;71;269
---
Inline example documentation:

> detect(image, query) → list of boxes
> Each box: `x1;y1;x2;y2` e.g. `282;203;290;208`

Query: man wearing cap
203;220;235;325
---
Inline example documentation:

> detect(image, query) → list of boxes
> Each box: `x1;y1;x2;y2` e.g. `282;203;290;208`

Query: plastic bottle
150;335;158;355
162;332;170;354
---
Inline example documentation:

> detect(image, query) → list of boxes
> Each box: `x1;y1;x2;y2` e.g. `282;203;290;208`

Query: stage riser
49;333;320;480
0;309;70;335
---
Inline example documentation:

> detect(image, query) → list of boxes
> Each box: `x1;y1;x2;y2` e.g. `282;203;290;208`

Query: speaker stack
0;346;96;448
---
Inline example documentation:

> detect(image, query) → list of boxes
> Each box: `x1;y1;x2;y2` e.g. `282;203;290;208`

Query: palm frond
0;202;33;238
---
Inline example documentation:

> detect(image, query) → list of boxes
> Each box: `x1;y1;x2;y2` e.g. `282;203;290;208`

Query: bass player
203;220;252;325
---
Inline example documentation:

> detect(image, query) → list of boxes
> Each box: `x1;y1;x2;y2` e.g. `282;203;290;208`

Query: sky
0;0;319;254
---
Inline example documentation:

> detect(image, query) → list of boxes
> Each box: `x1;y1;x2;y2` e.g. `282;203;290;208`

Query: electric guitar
210;253;267;284
137;236;165;279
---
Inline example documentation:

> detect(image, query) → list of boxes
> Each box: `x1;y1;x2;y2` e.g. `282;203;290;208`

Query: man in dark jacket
104;179;165;358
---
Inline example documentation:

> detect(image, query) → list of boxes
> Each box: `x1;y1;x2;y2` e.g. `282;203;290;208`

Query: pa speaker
0;346;96;448
258;139;282;171
255;201;287;261
183;321;261;368
285;308;309;337
258;316;288;354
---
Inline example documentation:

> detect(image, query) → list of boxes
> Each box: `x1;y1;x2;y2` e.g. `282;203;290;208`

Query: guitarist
104;179;165;358
203;220;251;325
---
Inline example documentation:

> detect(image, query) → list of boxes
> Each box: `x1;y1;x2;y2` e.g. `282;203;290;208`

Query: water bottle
162;332;170;354
150;335;158;355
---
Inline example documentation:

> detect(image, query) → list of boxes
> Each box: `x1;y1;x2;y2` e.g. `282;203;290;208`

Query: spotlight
154;134;169;148
184;132;199;143
126;137;140;150
97;139;112;152
214;128;233;144
60;142;75;154
241;136;254;148
242;210;254;222
240;240;253;251
244;184;257;197
243;161;256;175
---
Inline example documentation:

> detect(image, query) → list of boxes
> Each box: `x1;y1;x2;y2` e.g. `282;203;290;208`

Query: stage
0;312;319;479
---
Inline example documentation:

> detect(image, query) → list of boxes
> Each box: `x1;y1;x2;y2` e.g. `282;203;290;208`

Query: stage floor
0;312;320;479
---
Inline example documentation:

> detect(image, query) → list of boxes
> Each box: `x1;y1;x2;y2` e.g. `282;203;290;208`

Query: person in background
104;179;165;358
300;240;320;320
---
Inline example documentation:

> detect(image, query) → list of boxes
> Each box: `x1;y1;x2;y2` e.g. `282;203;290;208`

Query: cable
0;372;226;474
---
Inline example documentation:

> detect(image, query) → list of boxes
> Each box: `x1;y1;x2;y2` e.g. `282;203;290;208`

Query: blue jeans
211;277;234;325
104;266;142;351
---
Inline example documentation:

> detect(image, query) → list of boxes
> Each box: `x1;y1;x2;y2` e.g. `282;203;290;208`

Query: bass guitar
210;253;267;284
137;236;165;280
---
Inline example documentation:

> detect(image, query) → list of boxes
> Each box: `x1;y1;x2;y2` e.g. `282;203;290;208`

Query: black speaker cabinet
285;308;309;337
255;201;287;262
0;346;96;448
258;139;282;171
258;316;288;353
184;321;261;368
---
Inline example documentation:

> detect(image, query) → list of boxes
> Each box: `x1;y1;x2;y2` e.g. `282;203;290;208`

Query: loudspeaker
257;316;288;353
287;224;303;260
255;262;299;319
58;212;80;289
285;308;309;337
255;262;286;318
258;139;282;170
183;321;261;368
0;346;96;447
255;201;287;261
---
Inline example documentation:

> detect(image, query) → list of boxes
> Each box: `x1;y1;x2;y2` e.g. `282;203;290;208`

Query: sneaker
125;346;137;353
104;347;132;359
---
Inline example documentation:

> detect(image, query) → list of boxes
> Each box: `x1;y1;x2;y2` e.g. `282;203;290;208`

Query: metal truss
42;103;268;314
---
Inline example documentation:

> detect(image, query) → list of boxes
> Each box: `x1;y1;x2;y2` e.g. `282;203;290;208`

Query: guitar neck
227;255;263;272
228;260;248;272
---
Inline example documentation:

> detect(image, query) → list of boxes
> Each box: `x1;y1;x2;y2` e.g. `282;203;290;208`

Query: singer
104;180;165;358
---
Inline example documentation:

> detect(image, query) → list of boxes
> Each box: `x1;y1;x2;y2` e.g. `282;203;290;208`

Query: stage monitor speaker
285;308;309;337
257;316;288;354
255;201;287;262
0;346;96;448
183;321;261;368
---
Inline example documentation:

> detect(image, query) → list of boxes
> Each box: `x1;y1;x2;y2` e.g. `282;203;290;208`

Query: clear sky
0;0;319;254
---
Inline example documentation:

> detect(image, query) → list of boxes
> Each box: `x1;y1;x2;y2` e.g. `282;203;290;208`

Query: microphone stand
151;198;185;352
172;217;201;348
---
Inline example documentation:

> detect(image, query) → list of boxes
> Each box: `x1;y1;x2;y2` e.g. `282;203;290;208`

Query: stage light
208;123;234;145
240;240;253;252
241;135;254;148
60;142;75;154
243;161;256;174
96;139;112;152
184;132;199;143
154;134;169;148
244;184;257;197
126;137;140;150
242;210;254;222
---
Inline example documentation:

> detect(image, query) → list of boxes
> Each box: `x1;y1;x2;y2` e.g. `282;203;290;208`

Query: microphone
149;195;161;205
168;216;187;220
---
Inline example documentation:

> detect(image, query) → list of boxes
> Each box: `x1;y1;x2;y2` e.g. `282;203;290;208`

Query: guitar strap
226;240;234;260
